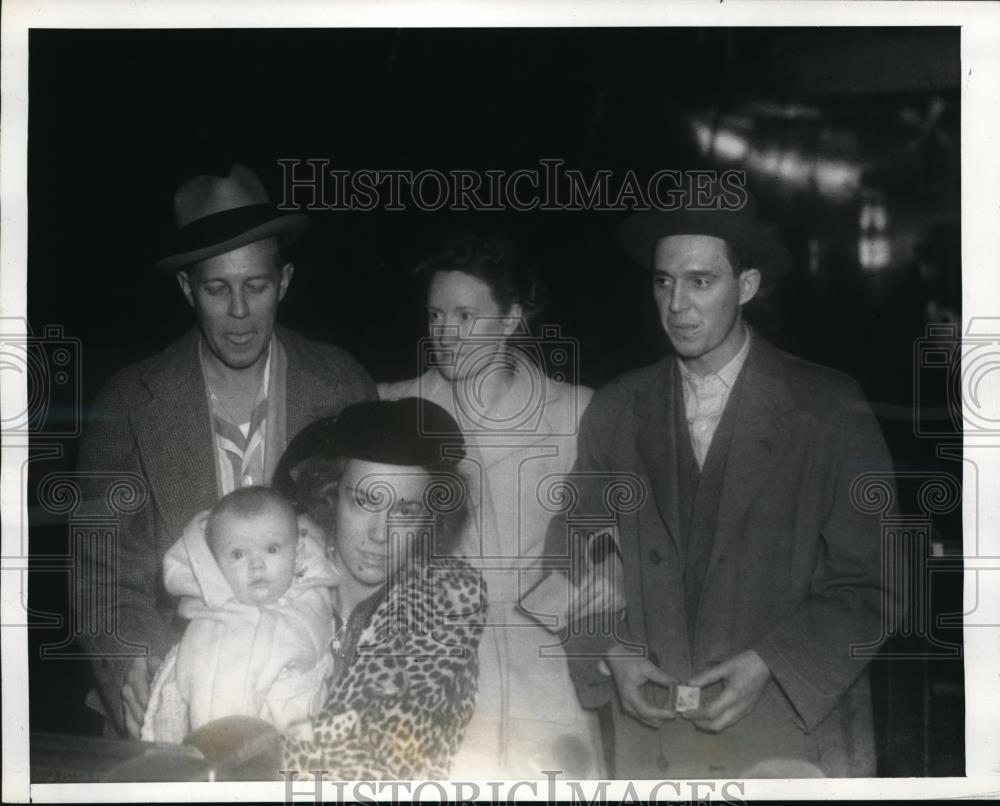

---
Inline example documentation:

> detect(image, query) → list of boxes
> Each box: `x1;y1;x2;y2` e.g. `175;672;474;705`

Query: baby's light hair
206;485;297;559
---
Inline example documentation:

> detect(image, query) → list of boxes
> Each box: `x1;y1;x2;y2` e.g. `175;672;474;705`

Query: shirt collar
677;324;751;390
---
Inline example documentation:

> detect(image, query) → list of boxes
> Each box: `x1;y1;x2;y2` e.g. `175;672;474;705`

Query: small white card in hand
674;684;701;713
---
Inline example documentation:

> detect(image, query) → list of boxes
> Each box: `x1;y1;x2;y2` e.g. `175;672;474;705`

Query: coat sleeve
331;347;377;407
280;563;486;779
75;374;175;734
752;380;899;732
540;389;624;710
308;338;378;411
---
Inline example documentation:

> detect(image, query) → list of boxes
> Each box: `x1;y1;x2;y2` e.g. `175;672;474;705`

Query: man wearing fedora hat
544;188;894;777
76;164;375;738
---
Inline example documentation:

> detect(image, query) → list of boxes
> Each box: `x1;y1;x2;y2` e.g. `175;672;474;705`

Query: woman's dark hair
272;400;470;558
413;231;547;327
273;454;345;524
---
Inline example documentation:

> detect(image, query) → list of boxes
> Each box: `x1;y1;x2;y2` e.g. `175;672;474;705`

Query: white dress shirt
677;327;751;469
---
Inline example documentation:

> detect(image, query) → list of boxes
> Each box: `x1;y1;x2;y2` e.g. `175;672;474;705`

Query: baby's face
212;507;298;605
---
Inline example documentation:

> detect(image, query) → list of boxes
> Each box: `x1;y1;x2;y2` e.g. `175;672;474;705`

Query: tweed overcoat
544;335;895;778
75;326;375;734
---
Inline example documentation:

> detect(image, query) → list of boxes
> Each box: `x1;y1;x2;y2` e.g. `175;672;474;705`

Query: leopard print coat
281;557;486;779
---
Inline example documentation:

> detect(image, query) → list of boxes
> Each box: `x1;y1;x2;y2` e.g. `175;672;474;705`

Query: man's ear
738;268;761;306
278;262;296;302
176;269;196;308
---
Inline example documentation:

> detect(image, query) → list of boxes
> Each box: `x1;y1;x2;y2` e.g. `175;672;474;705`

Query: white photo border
3;0;999;801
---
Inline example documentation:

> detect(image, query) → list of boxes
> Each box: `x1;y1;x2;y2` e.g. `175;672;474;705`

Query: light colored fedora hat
155;164;309;271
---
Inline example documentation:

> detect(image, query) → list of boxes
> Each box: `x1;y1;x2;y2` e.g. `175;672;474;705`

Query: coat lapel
633;360;683;560
131;329;218;540
130;326;353;542
704;338;796;579
282;328;318;439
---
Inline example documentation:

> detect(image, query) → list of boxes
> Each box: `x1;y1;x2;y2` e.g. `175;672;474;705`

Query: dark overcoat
545;335;895;778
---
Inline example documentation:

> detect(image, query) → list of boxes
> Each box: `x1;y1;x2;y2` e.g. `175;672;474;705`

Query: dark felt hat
617;191;791;282
155;164;309;271
273;398;466;492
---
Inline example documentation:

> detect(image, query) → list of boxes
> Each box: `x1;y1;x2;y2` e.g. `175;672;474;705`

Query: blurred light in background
712;129;749;161
859;191;891;271
807;237;821;276
688;111;862;200
815;158;862;200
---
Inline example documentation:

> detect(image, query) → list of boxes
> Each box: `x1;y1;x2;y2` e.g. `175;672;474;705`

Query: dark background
26;28;964;775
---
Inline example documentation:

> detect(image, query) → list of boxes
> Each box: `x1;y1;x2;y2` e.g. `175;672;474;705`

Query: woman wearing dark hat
378;233;603;779
273;398;486;779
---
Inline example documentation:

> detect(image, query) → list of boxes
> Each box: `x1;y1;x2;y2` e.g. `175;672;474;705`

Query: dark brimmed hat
273;398;466;493
617;191;791;282
155;164;310;272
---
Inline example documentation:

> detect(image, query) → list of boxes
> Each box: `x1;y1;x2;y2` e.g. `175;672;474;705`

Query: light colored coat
379;368;604;779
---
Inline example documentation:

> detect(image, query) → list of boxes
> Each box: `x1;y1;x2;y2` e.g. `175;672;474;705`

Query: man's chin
209;343;268;371
667;342;704;360
225;357;265;371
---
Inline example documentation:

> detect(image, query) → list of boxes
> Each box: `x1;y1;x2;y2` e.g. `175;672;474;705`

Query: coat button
649;549;662;565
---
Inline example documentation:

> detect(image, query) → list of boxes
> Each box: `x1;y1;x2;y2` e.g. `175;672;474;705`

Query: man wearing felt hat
76;164;375;738
542;184;895;777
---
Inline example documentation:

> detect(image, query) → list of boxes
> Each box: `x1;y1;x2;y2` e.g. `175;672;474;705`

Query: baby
142;486;339;743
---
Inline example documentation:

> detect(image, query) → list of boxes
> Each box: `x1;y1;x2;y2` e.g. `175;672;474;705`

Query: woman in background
379;233;602;779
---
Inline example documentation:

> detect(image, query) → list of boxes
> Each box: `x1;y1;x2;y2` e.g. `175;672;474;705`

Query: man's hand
682;650;771;733
606;655;677;728
122;654;161;739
